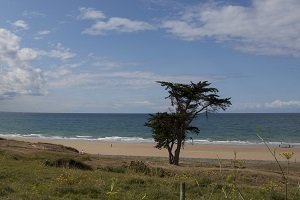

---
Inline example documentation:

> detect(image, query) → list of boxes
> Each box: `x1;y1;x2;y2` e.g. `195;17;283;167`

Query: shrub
99;166;126;173
127;177;145;185
43;158;92;170
128;161;151;174
150;167;172;178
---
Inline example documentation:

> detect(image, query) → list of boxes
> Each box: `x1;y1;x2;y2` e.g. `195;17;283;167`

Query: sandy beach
3;136;300;161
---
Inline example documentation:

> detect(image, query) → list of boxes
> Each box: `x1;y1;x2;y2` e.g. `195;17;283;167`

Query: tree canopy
145;81;231;165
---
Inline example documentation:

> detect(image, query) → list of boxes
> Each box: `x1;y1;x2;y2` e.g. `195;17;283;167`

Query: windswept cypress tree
145;81;231;165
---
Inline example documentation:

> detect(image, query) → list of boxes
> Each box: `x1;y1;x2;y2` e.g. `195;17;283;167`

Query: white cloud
83;17;155;35
37;30;51;35
1;29;74;63
79;8;155;35
79;7;106;20
0;28;38;66
162;0;300;57
91;57;140;70
18;48;39;61
134;100;153;106
0;28;45;100
265;100;300;108
22;10;45;18
142;0;184;11
229;102;262;111
11;20;29;30
0;28;21;66
40;43;76;60
34;30;51;40
0;28;77;101
0;67;45;100
44;62;82;79
230;100;300;112
48;68;218;90
0;28;76;101
93;59;121;70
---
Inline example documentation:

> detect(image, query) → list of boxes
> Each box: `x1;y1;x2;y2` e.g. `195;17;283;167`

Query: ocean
0;112;299;145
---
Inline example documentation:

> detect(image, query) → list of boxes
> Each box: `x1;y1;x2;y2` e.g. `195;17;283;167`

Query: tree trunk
173;140;182;165
167;147;174;164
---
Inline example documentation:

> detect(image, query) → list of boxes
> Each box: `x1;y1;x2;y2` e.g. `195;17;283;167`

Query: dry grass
1;138;300;199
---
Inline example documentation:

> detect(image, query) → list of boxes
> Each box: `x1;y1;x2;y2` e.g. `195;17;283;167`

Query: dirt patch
34;142;79;153
0;138;79;154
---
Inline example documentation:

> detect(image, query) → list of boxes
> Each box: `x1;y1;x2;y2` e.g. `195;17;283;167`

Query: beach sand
4;136;300;161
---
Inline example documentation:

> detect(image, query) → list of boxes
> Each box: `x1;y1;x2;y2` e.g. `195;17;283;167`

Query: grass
1;143;300;199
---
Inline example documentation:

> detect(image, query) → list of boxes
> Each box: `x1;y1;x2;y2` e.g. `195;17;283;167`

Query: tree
145;81;231;165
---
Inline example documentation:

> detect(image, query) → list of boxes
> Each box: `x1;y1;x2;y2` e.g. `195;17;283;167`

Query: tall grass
1;141;300;199
257;129;297;200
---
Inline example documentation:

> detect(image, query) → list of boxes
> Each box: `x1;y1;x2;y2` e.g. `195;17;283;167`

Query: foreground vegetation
0;139;300;199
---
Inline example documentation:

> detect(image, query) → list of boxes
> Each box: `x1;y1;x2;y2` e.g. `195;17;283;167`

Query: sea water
0;112;299;145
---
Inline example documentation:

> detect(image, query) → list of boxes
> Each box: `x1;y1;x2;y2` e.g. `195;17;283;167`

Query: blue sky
0;0;299;113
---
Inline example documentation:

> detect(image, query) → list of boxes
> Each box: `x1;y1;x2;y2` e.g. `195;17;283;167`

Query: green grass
1;150;300;200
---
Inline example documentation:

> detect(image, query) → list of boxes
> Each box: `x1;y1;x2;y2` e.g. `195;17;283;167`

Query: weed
257;131;289;200
107;177;119;200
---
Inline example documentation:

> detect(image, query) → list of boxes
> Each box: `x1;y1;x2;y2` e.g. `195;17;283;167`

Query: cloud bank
162;0;300;57
265;100;300;109
79;1;300;57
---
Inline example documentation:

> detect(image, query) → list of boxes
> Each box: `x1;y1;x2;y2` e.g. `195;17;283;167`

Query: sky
0;0;300;113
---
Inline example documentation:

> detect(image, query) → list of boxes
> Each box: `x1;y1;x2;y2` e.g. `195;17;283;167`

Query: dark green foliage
98;160;172;178
127;161;173;177
151;167;171;178
43;158;93;170
128;160;151;174
97;160;172;178
127;177;145;185
99;166;126;173
146;81;231;165
195;176;212;187
270;192;286;200
0;185;14;196
146;112;179;150
158;81;231;113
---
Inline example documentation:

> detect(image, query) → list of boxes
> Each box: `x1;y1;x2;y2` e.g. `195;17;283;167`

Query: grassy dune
0;138;300;200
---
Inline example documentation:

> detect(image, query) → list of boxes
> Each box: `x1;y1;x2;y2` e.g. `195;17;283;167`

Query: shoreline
3;136;300;161
1;134;299;146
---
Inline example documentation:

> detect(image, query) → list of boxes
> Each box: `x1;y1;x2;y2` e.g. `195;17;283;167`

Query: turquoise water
0;112;299;145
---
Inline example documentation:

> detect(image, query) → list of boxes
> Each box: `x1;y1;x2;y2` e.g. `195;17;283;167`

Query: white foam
22;133;44;138
1;133;300;146
96;136;154;143
75;135;93;138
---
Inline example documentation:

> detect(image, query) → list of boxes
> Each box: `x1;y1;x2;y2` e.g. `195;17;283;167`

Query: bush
128;161;151;174
127;177;145;185
150;167;172;178
99;166;126;173
43;158;92;170
0;185;14;196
